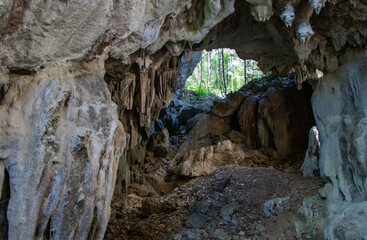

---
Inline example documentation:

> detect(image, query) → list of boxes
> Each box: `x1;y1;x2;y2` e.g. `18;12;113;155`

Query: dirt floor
104;166;324;240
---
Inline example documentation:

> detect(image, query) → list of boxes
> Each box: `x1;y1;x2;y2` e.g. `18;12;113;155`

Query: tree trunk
199;53;203;95
221;49;227;96
218;50;224;96
207;52;211;93
215;50;219;87
244;60;247;84
230;55;233;93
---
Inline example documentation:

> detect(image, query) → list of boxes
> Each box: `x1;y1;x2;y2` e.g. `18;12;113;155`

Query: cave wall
0;60;125;239
105;50;182;192
313;55;367;238
0;0;367;239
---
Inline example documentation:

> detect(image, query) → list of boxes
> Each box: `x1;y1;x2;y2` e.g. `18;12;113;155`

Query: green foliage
185;49;264;97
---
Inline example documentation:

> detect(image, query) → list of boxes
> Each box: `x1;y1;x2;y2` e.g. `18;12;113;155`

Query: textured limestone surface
1;0;367;239
0;0;235;69
301;126;320;177
0;61;125;239
169;76;315;179
195;0;367;88
170;140;247;177
177;52;202;89
313;56;367;238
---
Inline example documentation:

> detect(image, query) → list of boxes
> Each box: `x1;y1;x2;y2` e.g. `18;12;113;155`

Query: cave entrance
159;50;316;175
106;35;318;240
105;47;320;238
184;49;264;97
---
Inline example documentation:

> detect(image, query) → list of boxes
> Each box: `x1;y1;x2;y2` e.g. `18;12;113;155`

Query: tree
185;48;264;96
221;48;227;96
244;60;247;84
207;51;211;94
199;54;203;94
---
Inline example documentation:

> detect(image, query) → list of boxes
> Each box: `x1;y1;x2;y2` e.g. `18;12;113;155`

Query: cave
1;0;367;239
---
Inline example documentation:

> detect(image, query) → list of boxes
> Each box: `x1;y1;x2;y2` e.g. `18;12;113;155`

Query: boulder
263;197;291;217
185;114;232;140
212;91;246;118
236;77;315;158
170;140;247;178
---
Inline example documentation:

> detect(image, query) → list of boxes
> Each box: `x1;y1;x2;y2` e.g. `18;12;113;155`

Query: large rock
169;76;315;179
0;61;125;239
313;56;367;238
170;140;247;177
212;91;246;118
185;114;232;140
256;79;315;158
236;76;315;159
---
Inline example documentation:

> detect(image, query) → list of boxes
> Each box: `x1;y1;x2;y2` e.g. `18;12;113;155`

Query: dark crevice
0;85;6;102
8;69;37;76
0;166;10;240
230;113;241;132
87;207;98;240
42;217;52;239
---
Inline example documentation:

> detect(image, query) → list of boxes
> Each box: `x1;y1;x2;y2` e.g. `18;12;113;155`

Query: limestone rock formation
211;91;246;118
196;0;367;88
237;76;315;158
184;114;232;141
106;52;182;193
1;0;367;238
313;56;367;238
170;140;247;178
159;88;219;137
301;126;320;177
0;60;125;239
169;76;315;178
147;128;170;157
177;52;202;89
227;76;315;159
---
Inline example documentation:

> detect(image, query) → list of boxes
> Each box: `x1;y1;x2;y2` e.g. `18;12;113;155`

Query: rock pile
105;166;324;240
169;75;315;179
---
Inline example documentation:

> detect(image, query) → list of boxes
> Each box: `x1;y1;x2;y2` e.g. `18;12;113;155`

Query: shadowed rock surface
169;75;315;179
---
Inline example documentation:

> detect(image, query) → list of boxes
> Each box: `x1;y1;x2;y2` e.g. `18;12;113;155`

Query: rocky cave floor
105;166;324;240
